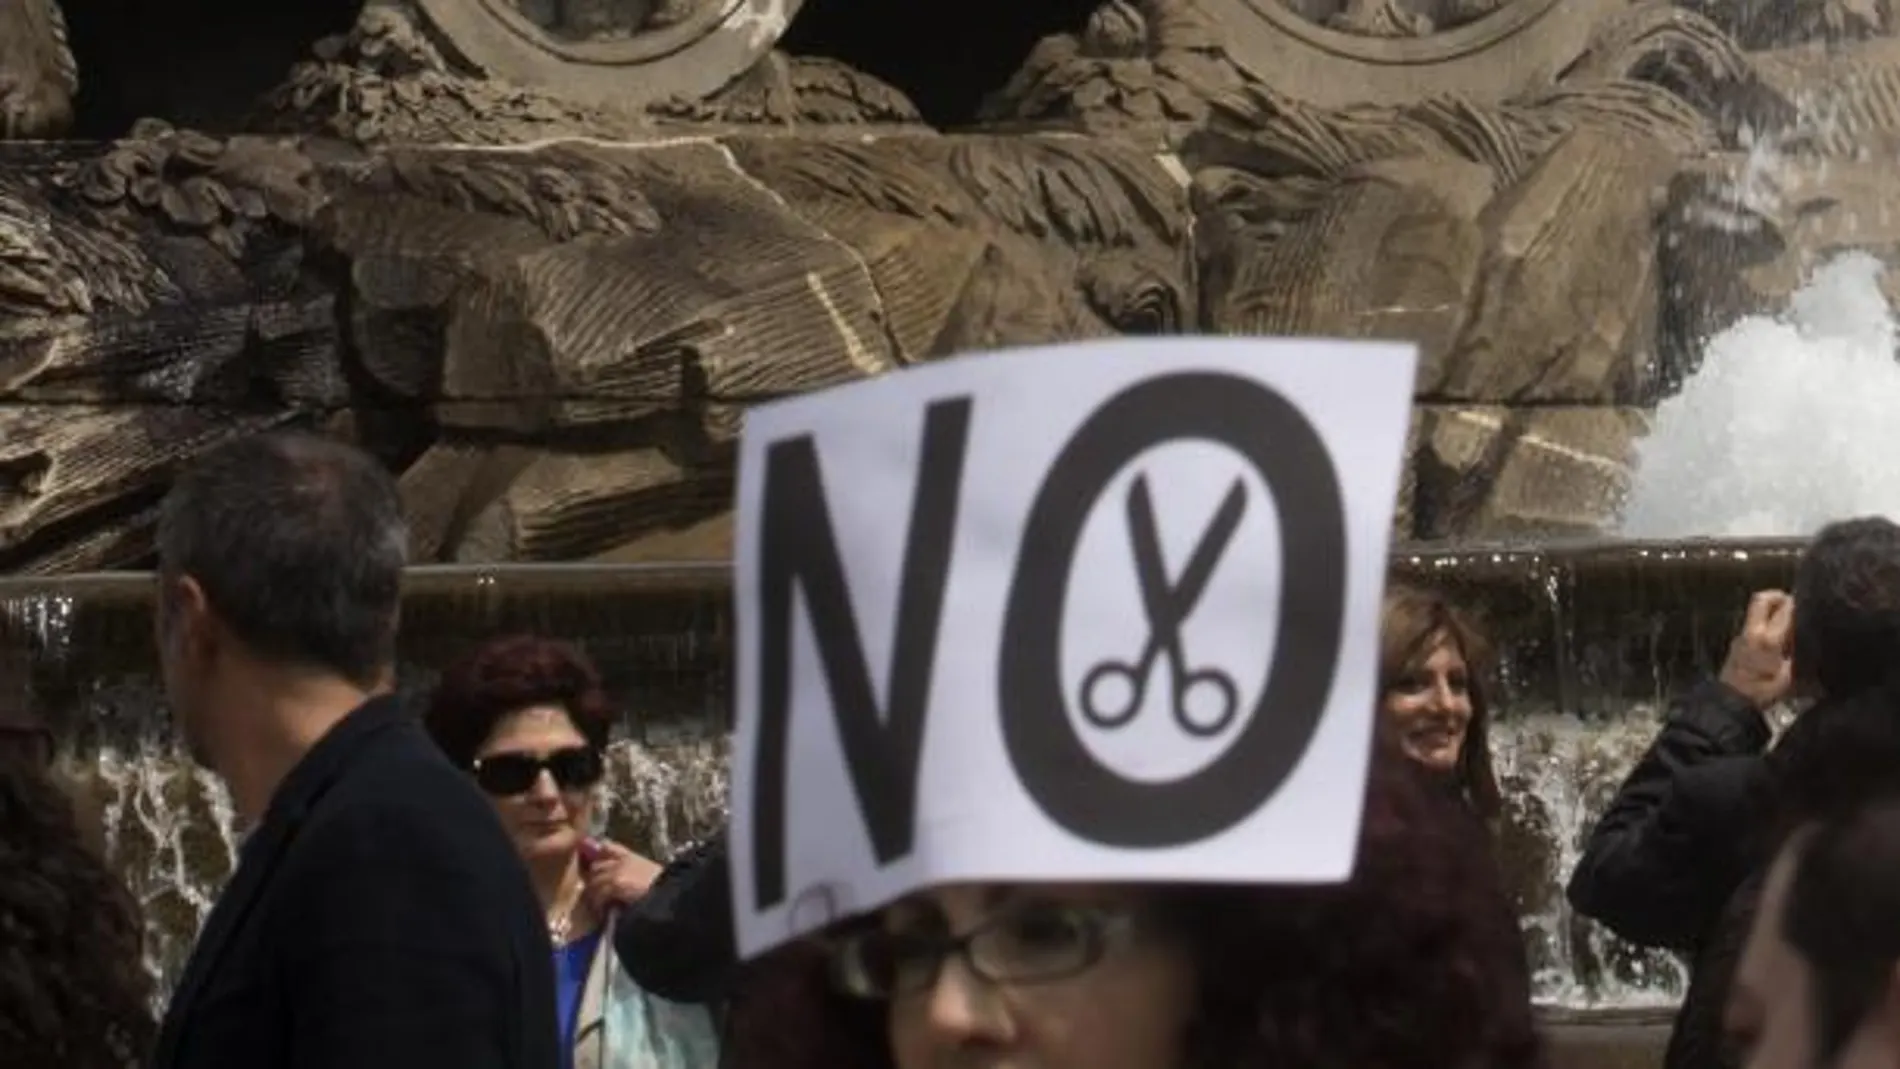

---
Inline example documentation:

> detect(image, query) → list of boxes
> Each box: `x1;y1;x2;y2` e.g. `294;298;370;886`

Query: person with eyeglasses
425;634;722;1069
709;739;1542;1069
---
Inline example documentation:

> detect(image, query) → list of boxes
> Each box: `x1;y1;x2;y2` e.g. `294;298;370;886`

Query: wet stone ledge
0;536;1807;735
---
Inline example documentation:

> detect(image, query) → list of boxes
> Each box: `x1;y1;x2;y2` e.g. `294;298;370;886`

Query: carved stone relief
404;0;806;110
10;0;1900;563
1280;0;1509;38
1196;0;1633;106
251;4;916;144
0;0;75;138
514;0;704;41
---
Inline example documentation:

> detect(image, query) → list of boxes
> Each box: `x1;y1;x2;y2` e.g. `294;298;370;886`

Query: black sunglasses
471;746;604;796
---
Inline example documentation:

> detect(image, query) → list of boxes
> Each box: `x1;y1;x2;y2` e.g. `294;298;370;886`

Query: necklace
547;877;584;945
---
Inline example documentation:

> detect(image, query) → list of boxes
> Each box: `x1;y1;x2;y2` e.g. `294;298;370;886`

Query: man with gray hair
148;432;558;1069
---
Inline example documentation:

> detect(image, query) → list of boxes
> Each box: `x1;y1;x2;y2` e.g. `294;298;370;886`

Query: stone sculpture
0;0;73;138
1;0;1897;572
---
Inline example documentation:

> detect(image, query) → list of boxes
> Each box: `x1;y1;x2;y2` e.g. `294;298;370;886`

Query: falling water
55;698;1686;1011
1622;251;1900;536
1494;709;1684;1008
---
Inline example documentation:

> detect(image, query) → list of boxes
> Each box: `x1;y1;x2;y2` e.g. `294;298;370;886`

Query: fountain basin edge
0;534;1813;600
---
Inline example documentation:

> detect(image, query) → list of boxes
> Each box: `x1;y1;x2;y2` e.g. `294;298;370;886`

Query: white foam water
1621;251;1900;537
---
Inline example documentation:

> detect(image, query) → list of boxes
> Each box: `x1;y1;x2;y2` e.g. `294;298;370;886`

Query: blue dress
555;930;605;1069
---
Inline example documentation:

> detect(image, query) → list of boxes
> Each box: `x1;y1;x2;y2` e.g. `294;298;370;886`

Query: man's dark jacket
1566;680;1779;1069
1566;680;1774;955
149;696;561;1069
1572;676;1900;1069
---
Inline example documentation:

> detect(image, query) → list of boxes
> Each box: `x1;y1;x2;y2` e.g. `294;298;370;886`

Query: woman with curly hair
1378;582;1504;821
717;738;1541;1069
424;634;721;1069
0;713;154;1069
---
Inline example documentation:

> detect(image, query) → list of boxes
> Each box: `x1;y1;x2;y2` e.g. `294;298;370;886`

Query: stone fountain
0;540;1808;1013
10;0;1900;569
7;0;1900;1063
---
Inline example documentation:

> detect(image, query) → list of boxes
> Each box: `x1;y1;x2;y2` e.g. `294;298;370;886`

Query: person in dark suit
147;432;559;1069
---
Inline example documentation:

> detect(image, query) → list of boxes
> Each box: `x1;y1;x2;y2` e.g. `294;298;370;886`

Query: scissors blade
1167;478;1248;618
1124;475;1174;627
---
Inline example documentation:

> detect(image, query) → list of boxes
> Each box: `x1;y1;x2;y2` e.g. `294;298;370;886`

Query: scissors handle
1173;669;1240;738
1079;660;1145;728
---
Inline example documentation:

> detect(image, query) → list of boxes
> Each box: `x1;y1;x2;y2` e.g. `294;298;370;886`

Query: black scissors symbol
1078;474;1246;738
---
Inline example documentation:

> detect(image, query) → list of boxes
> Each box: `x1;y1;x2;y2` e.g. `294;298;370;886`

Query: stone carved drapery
7;0;1900;565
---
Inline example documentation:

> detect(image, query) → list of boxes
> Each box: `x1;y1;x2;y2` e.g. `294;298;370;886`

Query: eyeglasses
829;903;1140;1000
470;747;604;796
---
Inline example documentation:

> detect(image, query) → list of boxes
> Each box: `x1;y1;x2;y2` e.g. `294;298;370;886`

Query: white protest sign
728;336;1418;959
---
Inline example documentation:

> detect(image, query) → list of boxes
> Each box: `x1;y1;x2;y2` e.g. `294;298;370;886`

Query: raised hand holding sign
728;337;1419;960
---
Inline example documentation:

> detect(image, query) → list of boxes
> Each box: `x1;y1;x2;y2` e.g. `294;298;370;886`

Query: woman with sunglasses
425;635;721;1069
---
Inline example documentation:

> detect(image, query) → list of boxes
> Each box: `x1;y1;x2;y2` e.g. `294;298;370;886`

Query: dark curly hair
423;635;615;768
0;750;155;1069
722;739;1542;1069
